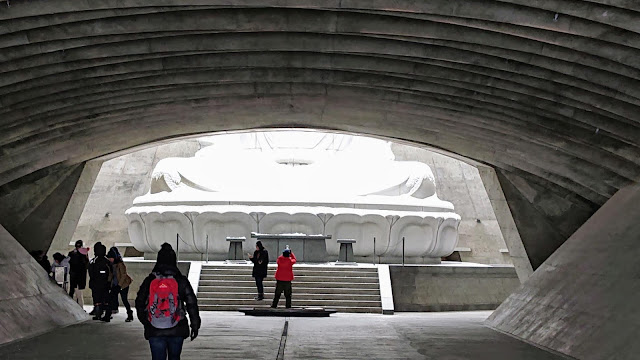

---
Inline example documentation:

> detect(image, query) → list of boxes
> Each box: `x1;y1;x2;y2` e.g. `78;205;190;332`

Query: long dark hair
256;241;264;251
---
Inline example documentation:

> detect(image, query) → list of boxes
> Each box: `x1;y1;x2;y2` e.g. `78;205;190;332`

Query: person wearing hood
135;243;201;360
30;250;51;273
103;247;134;322
51;252;70;288
271;247;296;309
88;242;112;320
106;247;124;315
248;241;269;301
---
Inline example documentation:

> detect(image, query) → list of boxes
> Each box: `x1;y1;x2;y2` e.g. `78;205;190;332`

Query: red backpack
147;274;183;329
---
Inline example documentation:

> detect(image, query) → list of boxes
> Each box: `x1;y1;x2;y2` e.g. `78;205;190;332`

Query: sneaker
254;296;264;301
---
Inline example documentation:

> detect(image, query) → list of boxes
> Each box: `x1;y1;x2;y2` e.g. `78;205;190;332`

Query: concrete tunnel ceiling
1;1;640;261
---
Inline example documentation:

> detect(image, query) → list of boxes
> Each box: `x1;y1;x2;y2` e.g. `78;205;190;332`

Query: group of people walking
88;242;135;322
35;241;201;360
41;240;135;322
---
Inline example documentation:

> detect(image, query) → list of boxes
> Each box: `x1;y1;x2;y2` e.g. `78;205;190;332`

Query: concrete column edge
377;264;394;315
477;165;533;283
187;261;202;296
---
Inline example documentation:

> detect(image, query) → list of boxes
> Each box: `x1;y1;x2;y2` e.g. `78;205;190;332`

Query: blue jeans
149;336;184;360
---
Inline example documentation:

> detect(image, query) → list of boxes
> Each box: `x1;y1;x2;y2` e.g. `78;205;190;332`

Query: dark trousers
255;277;264;295
92;284;110;305
271;280;292;308
109;285;132;312
68;274;86;298
149;336;184;360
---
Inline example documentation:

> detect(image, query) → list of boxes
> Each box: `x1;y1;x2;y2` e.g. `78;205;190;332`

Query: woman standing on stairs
249;241;269;300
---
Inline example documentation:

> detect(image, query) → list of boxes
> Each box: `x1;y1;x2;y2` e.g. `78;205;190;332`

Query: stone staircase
197;264;383;313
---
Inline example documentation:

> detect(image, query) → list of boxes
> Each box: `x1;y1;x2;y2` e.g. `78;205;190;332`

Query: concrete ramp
0;225;88;346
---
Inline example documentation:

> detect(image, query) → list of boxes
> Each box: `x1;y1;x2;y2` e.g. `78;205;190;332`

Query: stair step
201;266;377;272
199;275;379;283
198;280;380;288
197;286;380;295
199;304;383;313
198;265;383;313
198;298;381;306
200;269;379;277
197;292;381;301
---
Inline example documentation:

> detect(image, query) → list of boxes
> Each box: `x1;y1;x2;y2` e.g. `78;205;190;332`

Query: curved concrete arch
1;89;628;201
2;2;640;357
0;0;636;309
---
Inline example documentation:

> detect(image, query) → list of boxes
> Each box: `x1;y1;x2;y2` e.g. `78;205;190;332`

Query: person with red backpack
135;243;200;360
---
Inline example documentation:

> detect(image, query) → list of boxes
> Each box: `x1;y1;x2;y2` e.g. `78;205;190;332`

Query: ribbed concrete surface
1;1;639;267
0;1;638;206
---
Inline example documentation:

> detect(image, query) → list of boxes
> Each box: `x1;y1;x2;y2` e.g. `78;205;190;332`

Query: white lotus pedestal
126;206;460;264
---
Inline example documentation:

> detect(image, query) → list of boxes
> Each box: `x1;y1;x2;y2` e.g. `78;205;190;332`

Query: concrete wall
478;166;533;282
392;143;512;264
389;264;520;312
0;163;91;254
0;225;87;346
486;181;640;360
81;261;191;306
47;161;103;256
67;140;202;255
495;169;596;271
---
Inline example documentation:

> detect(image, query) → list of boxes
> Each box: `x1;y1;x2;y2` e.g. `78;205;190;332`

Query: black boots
254;294;264;301
101;308;112;322
92;305;102;320
125;310;134;322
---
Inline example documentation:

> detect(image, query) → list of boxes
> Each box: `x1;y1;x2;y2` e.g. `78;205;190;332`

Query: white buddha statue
147;131;450;208
126;131;460;263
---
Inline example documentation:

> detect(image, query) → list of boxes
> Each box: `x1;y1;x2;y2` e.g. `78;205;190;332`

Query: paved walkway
0;310;565;359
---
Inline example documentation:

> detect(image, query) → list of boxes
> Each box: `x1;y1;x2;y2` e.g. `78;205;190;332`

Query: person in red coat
271;248;296;308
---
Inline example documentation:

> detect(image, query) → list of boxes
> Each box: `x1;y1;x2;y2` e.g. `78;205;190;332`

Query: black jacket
135;264;201;340
88;256;111;290
250;249;269;278
36;257;51;273
68;250;89;276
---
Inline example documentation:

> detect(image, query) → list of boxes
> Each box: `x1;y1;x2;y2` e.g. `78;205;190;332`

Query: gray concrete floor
0;310;565;360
